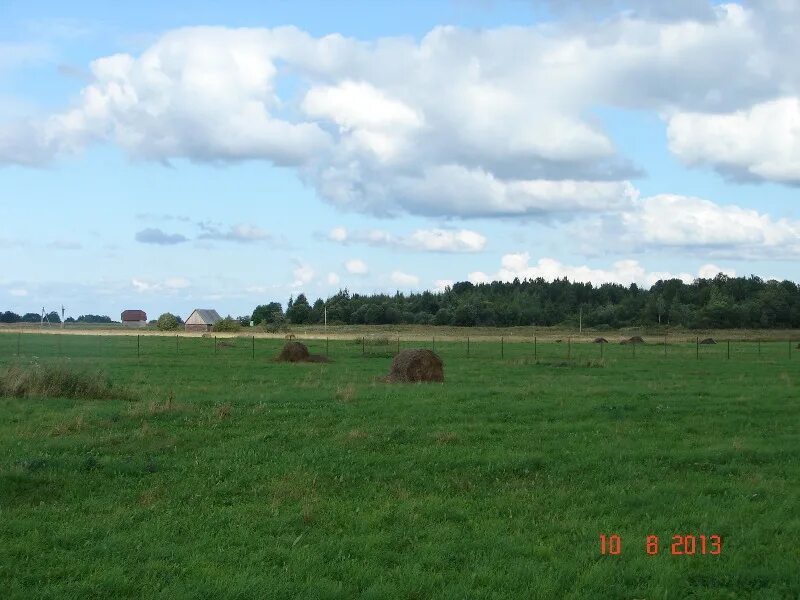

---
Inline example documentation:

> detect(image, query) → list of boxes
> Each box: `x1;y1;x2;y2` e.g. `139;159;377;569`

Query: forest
254;274;800;329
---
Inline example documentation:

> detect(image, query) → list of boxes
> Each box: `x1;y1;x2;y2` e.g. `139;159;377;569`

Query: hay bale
621;335;645;345
699;337;717;345
386;349;444;383
593;337;609;344
277;341;310;362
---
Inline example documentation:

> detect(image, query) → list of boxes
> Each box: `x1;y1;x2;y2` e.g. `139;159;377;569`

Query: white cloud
326;272;340;285
291;261;315;287
198;222;270;243
468;254;734;288
577;193;800;258
668;98;800;183
390;271;420;287
327;226;488;252
131;277;191;293
344;259;368;275
433;279;454;292
328;227;348;242
9;288;28;297
3;5;786;217
698;264;736;279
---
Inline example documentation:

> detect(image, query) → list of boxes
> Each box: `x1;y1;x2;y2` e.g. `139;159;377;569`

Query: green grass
1;333;798;598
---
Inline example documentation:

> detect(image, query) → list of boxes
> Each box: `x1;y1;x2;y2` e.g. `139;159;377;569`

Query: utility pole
579;306;582;335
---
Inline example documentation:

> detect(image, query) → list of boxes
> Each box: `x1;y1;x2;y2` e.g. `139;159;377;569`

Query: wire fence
0;332;797;366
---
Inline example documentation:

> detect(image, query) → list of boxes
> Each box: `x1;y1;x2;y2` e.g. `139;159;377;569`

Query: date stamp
599;534;722;556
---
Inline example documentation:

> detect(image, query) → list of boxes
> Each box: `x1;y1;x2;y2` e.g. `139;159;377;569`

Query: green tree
286;294;312;324
156;313;180;331
252;302;284;325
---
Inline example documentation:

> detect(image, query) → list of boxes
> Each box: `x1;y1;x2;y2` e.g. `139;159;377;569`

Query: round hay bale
626;335;645;344
593;337;609;344
699;337;717;345
387;349;444;383
277;341;310;362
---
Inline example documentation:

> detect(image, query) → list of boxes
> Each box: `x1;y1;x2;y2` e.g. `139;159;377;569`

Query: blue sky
2;0;800;320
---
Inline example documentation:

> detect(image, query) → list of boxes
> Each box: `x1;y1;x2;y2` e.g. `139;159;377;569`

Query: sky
1;0;800;320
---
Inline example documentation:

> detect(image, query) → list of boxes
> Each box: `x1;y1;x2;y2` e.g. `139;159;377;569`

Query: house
185;309;221;332
121;309;147;328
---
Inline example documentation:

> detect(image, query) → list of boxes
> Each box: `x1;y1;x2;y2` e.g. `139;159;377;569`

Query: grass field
1;333;799;598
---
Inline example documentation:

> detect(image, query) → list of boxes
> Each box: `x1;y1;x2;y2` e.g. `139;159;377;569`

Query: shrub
212;316;241;332
156;313;180;331
0;362;129;400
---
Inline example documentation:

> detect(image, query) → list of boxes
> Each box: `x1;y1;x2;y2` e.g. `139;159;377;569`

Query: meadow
1;332;798;598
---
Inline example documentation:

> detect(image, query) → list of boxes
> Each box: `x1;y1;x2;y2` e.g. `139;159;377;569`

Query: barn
185;309;221;332
121;309;147;328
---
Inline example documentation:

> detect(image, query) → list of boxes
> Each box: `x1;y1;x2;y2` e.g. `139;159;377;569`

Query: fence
0;332;797;366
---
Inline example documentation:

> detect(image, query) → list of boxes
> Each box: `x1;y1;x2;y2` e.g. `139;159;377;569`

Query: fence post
214;336;217;355
758;339;761;358
501;336;504;359
327;337;330;357
790;339;793;360
432;336;435;353
534;336;537;359
397;336;400;354
727;340;730;360
467;336;470;357
362;336;365;355
600;340;604;359
17;331;20;356
696;337;699;360
253;335;255;359
664;334;667;356
137;335;140;359
567;336;571;359
176;334;179;354
633;340;636;358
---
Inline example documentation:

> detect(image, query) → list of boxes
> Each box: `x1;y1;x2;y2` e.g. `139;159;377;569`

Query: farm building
185;309;221;332
121;309;147;328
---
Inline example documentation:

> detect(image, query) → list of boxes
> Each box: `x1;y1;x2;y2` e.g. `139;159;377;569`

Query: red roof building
121;310;147;327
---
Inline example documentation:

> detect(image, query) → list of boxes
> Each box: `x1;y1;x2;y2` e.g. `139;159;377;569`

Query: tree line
252;274;800;329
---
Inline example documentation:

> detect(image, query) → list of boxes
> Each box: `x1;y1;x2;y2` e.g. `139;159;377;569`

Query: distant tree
0;311;20;323
286;294;312;324
252;302;284;325
212;316;241;332
156;313;180;331
21;313;40;323
76;315;113;323
47;311;61;324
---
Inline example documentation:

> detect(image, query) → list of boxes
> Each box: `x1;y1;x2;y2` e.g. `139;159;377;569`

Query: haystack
593;337;609;344
386;349;444;383
277;341;310;362
276;341;330;363
620;336;646;345
699;338;717;345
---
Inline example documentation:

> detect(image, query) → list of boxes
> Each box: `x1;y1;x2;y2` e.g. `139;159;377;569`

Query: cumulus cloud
326;272;340;285
344;259;368;275
668;98;800;184
135;228;189;245
577;194;800;258
433;279;454;292
197;222;271;243
390;271;420;287
132;277;191;293
468;254;734;288
328;226;487;252
4;4;789;216
291;261;315;287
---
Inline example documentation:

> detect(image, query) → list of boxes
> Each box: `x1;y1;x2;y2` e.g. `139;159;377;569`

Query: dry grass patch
435;431;460;445
347;428;368;440
335;384;357;403
1;361;129;400
215;403;232;420
50;414;86;437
